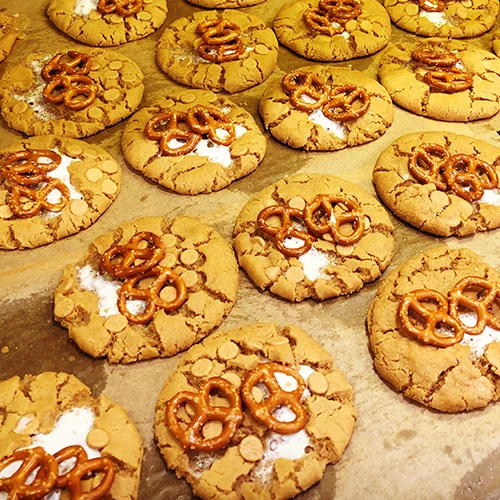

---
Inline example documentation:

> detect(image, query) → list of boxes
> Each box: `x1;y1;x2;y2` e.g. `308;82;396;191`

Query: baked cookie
0;372;142;498
492;27;500;57
384;0;498;38
378;39;500;122
54;216;239;363
0;13;23;63
373;132;500;237
122;89;267;195
368;246;500;413
47;0;168;47
156;10;279;93
0;49;144;138
155;323;357;499
188;0;266;7
0;135;121;250
273;0;391;62
233;174;395;302
260;66;393;151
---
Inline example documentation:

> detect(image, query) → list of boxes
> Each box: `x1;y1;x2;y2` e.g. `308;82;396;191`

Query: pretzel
41;51;92;82
97;0;143;16
196;19;245;63
448;277;500;335
303;7;344;36
411;48;458;67
145;111;201;157
166;377;244;451
423;67;473;93
319;0;362;22
43;74;98;111
408;143;449;190
241;363;308;434
398;289;464;347
443;154;498;202
118;266;187;324
187;105;235;146
282;71;329;111
0;447;58;499
8;178;70;218
304;194;364;246
257;204;317;257
1;149;61;186
322;84;370;122
418;0;446;12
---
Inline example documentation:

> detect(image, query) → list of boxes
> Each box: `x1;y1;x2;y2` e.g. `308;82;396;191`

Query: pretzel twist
411;48;459;67
97;0;143;16
187;105;235;146
41;51;92;82
304;194;364;245
423;67;473;93
319;0;362;21
303;0;361;35
196;19;245;63
166;377;244;451
408;143;449;191
282;71;330;111
1;149;61;186
418;0;446;12
100;231;166;279
257;205;317;257
303;7;344;36
322;84;371;122
241;363;308;434
43;74;98;112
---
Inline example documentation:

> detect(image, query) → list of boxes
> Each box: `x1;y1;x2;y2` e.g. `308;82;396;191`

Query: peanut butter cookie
0;13;23;63
187;0;266;7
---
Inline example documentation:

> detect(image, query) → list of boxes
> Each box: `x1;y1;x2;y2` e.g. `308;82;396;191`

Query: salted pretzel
187;105;235;146
319;0;362;21
41;51;92;82
408;143;449;191
166;377;244;451
257;204;317;257
423;67;473;93
282;71;329;111
43;74;98;112
1;149;61;186
323;84;370;122
398;289;464;347
303;7;344;36
411;48;458;67
97;0;143;16
118;266;187;324
100;231;166;279
304;194;364;246
418;0;446;12
145;111;201;156
0;447;58;499
196;19;245;63
443;154;498;202
241;363;308;434
448;277;500;335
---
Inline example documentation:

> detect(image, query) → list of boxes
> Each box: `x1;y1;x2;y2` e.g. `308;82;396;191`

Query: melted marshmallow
284;235;333;282
419;10;448;27
459;311;500;359
479;188;500;206
309;109;347;139
74;0;98;16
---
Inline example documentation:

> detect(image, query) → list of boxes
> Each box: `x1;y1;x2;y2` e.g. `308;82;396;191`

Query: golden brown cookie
378;39;500;122
0;13;24;63
0;372;143;499
0;135;121;250
368;246;500;412
47;0;168;46
373;132;500;237
187;0;266;6
260;65;393;151
233;174;395;302
122;89;267;195
493;27;500;57
155;323;357;499
54;216;239;363
156;10;279;93
0;49;144;138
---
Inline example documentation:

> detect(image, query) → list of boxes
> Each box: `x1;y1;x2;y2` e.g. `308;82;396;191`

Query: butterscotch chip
110;13;122;24
88;10;102;20
70;200;88;216
104;314;128;333
202;420;223;439
162;234;177;247
221;372;241;388
265;266;281;281
255;44;269;55
251;386;264;403
103;89;120;102
456;6;468;18
239;436;263;462
137;11;152;21
364;216;371;230
268;337;289;346
308;371;328;395
405;3;418;14
180;93;196;104
109;61;123;70
54;297;74;318
337;244;354;256
244;339;264;351
91;62;101;71
288;196;306;210
16;415;40;435
122;74;137;84
13;101;28;113
88;107;104;120
60;278;74;294
85;168;103;182
181;270;198;287
160;253;177;268
0;205;13;219
180;249;199;266
285;266;304;283
217;341;240;361
102;179;118;195
87;428;110;450
186;403;196;416
105;70;119;81
101;160;119;174
231;144;248;157
65;144;83;157
191;358;213;377
160;286;178;302
345;20;358;31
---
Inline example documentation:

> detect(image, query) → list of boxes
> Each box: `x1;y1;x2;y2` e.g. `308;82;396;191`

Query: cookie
54;216;239;363
0;49;144;138
493;27;500;57
122;89;267;195
368;246;500;413
0;13;22;63
233;174;395;302
47;0;168;47
378;39;500;122
0;372;142;498
384;0;498;38
0;135;121;250
155;323;357;499
156;10;279;93
273;0;391;62
260;65;393;151
373;131;500;238
187;0;266;7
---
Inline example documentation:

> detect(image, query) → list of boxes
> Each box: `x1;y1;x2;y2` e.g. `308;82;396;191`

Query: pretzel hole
274;372;299;392
136;276;156;289
435;322;458;338
45;186;66;204
201;420;224;439
208;390;231;408
272;404;298;423
457;307;479;328
415;153;447;173
167;138;192;151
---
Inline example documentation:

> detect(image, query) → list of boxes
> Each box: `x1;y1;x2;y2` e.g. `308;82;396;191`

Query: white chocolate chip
104;314;128;333
85;168;103;182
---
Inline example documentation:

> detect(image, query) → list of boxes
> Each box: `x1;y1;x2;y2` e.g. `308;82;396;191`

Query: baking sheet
2;0;500;498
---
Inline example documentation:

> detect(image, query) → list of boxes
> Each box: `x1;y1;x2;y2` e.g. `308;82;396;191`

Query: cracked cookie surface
378;39;500;122
0;135;121;250
0;13;22;63
384;0;498;38
155;323;357;500
54;216;239;363
47;0;167;47
260;65;393;151
368;246;500;413
273;0;391;62
187;0;266;7
0;49;144;138
156;10;279;93
492;26;500;57
122;89;267;195
0;372;143;499
373;132;500;237
233;174;395;302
